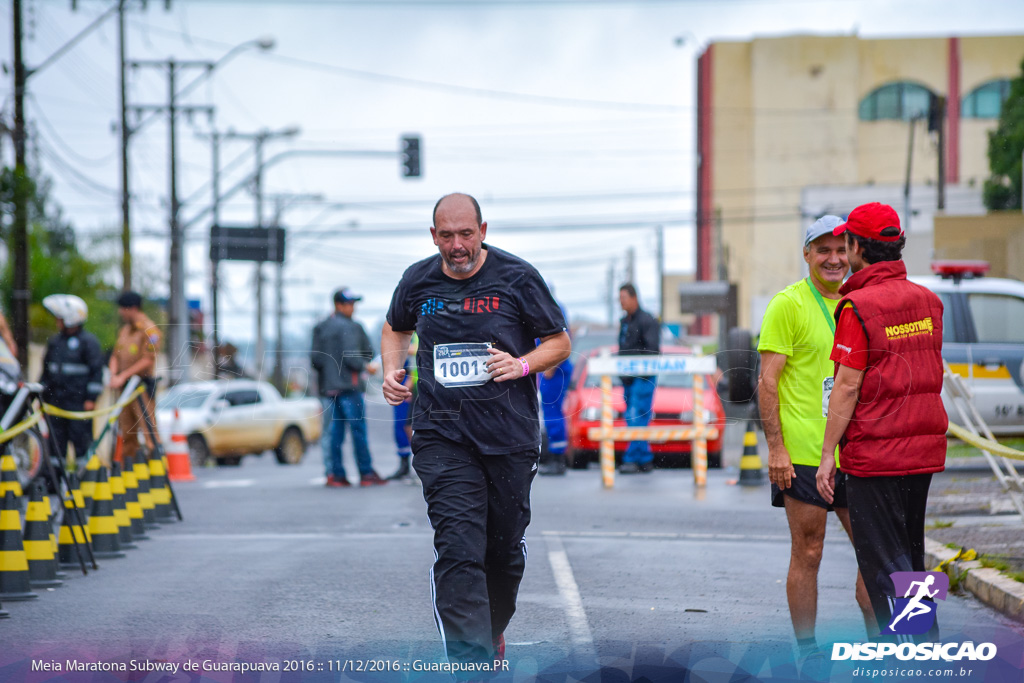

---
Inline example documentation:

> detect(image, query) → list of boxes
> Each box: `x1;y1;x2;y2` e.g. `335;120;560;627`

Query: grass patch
928;519;955;529
979;555;1011;572
1008;571;1024;583
946;437;1024;459
945;542;961;550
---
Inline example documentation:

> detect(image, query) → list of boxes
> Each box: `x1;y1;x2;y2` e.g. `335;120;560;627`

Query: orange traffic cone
166;409;196;482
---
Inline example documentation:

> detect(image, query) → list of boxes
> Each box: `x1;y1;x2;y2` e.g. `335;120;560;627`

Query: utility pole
606;262;615;327
655;225;664;322
131;58;214;386
118;0;131;289
196;128;225;378
626;246;635;285
903;115;918;235
934;96;947;211
11;0;29;366
221;127;300;378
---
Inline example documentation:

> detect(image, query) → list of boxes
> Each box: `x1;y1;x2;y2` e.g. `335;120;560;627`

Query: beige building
695;33;1024;331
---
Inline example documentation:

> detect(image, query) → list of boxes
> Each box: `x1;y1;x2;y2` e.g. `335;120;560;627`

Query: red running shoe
360;471;387;487
492;633;505;661
326;475;351;488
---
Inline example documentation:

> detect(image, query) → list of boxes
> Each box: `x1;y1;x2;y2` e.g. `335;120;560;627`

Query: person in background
40;294;104;464
617;283;660;474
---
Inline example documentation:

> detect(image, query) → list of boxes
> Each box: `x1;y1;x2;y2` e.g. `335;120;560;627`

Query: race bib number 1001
433;342;493;388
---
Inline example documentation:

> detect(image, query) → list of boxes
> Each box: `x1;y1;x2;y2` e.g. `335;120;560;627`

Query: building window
858;82;937;121
961;79;1012;119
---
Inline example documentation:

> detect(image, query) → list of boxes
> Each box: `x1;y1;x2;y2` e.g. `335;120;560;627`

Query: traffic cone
57;494;92;570
738;421;765;486
66;470;89;530
166;409;196;482
133;455;160;530
87;467;125;559
79;453;102;514
121;454;149;541
41;491;68;579
0;490;38;601
23;481;62;588
0;453;23;499
109;463;137;550
147;447;176;522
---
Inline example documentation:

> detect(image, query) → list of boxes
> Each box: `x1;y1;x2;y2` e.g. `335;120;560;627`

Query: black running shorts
771;463;848;510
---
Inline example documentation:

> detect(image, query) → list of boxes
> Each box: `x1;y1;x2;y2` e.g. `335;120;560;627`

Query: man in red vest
816;202;947;641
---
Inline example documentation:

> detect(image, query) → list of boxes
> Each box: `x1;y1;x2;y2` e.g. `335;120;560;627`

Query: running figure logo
884;571;949;635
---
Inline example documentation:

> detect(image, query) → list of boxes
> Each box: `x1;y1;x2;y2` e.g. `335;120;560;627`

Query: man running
758;216;875;659
381;193;570;675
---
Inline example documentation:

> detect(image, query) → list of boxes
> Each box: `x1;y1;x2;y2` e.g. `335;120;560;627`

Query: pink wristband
518;357;530;377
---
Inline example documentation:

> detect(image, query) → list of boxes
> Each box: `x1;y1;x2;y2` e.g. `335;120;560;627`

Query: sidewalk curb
925;537;1024;623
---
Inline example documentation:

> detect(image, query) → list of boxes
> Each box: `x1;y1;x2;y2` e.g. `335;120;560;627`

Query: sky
2;0;1024;354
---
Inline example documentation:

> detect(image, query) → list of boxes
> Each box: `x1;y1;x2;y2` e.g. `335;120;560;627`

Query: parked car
155;380;322;467
564;346;726;469
911;261;1024;435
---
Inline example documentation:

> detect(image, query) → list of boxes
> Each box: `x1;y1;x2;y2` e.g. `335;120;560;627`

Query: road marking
541;530;789;542
201;479;255;488
545;533;595;652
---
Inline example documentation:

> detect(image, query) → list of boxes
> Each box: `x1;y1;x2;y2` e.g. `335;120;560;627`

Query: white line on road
545;533;595;653
201;479;256;488
541;530;790;542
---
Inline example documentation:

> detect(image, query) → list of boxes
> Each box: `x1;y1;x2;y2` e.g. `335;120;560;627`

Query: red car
564;346;726;469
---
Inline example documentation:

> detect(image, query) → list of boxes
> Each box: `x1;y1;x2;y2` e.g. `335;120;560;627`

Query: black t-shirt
386;245;566;454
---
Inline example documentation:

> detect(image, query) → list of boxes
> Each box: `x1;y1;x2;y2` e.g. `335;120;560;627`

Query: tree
0;166;121;348
984;58;1024;211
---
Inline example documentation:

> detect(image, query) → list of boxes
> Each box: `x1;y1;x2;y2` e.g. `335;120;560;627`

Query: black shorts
771;463;848;511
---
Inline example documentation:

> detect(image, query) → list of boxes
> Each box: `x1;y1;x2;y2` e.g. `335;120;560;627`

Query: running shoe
360;471;387;487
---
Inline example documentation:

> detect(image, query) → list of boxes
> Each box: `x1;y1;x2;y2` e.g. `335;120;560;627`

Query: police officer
40;295;104;463
109;291;162;464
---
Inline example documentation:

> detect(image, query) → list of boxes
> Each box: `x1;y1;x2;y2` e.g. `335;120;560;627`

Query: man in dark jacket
816;202;946;642
618;283;661;474
311;288;384;488
40;295;104;463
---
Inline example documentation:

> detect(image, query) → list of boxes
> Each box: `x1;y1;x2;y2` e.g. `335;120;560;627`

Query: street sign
587;354;717;377
210;225;286;263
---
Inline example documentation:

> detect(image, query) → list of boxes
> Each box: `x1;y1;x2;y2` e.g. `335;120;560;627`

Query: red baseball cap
832;202;904;242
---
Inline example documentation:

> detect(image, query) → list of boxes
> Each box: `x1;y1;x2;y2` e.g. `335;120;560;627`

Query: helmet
42;294;88;327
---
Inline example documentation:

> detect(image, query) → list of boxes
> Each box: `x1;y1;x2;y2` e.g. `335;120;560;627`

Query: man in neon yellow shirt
758;216;875;662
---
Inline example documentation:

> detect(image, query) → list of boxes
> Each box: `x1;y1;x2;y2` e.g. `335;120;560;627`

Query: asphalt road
2;394;1022;682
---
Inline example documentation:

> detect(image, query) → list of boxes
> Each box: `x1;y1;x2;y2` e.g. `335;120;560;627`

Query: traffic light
401;135;421;178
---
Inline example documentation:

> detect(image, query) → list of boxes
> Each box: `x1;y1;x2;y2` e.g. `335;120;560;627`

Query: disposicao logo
885;571;947;635
832;571;997;662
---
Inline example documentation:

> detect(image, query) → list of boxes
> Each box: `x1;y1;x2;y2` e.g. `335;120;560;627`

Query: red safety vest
834;260;947;477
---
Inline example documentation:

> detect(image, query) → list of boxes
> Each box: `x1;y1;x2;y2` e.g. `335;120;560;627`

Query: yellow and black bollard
148;448;175;522
109;463;137;550
0;453;23;499
23;481;63;589
134;453;160;530
57;496;92;571
738;420;766;486
79;453;102;514
121;455;149;541
0;490;39;601
87;467;125;560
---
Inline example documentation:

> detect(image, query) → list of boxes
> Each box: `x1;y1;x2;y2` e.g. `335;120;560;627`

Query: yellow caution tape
947;422;1024;462
934;547;978;573
0;411;42;445
42;385;146;422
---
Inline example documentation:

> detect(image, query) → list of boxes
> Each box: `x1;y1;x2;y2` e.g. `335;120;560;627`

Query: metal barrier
586;352;719;489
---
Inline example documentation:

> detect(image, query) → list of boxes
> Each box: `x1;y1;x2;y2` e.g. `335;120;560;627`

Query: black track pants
412;430;539;668
846;472;937;642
